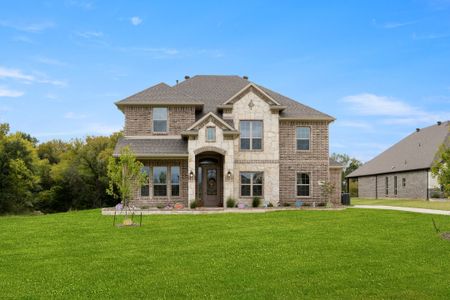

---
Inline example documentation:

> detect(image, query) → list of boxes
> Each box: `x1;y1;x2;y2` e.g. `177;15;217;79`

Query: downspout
375;176;378;199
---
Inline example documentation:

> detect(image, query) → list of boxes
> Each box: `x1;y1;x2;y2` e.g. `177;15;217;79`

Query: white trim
186;112;235;131
223;83;281;106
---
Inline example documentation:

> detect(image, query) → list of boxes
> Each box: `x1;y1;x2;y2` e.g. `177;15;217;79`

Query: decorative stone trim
235;160;279;164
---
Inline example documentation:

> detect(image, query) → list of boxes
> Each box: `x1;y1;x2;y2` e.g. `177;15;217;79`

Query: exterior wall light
227;170;232;180
189;170;195;180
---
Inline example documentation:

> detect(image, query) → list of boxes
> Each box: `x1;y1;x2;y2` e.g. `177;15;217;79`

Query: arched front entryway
195;151;224;207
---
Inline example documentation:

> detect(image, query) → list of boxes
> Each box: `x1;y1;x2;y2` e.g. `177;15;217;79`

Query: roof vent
243;75;249;80
437;121;442;125
184;75;190;80
416;128;420;132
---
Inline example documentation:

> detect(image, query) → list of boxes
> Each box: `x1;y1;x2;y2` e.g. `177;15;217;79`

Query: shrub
226;197;236;208
268;202;274;208
190;200;198;209
283;202;291;207
252;197;261;208
156;204;164;209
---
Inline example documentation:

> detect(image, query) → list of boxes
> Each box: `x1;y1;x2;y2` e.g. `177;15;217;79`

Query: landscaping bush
226;197;236;208
268;202;273;207
283;202;291;207
190;200;198;209
252;197;261;208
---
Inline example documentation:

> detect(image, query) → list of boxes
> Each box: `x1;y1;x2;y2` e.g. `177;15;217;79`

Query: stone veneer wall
123;106;196;136
279;120;330;205
357;170;429;199
329;167;342;204
131;159;188;207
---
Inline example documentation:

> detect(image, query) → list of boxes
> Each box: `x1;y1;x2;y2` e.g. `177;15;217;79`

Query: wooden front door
202;165;220;207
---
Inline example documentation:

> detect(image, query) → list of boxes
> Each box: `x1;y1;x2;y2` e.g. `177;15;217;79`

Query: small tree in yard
106;147;147;222
431;144;450;197
320;181;336;207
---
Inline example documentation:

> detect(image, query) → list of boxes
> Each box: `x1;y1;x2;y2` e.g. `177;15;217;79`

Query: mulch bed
441;232;450;241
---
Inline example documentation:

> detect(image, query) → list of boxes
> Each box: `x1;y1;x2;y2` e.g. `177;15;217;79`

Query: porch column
223;151;234;208
188;151;196;207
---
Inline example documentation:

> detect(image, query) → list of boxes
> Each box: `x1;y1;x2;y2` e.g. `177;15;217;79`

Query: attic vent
437;121;442;125
243;75;249;80
184;75;190;80
416;128;420;132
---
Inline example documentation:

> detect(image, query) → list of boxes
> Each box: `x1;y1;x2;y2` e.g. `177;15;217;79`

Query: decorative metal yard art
112;203;143;227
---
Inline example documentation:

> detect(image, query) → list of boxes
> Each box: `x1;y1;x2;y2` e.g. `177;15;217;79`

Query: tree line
0;123;121;214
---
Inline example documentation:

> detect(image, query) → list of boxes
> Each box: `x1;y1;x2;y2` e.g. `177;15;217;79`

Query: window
296;127;310;150
171;166;180;196
153;166;167;196
394;176;398;196
153;107;168;133
385;177;389;195
402;178;406;187
297;173;310;197
240;121;262;150
206;127;216;142
240;172;263;197
140;166;150;197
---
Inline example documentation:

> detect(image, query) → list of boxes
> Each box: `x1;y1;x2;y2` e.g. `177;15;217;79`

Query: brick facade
358;170;429;199
124;106;195;136
279;120;330;205
329;168;342;204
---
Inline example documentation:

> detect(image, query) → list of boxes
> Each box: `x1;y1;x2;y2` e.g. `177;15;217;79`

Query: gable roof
223;83;281;106
116;75;334;121
347;121;450;178
186;112;235;131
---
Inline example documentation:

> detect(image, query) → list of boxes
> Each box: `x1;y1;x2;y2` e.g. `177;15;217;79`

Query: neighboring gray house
114;75;342;208
347;121;449;199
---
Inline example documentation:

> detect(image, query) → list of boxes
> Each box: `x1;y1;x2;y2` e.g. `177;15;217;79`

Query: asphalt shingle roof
347;121;450;177
113;137;188;157
116;75;334;120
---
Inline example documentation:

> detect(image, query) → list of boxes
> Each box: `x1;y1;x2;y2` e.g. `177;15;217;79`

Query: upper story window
296;127;310;150
240;120;262;150
153;107;168;133
206;126;216;142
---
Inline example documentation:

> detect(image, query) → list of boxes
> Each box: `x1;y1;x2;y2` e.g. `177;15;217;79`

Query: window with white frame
296;173;310;197
296;127;310;150
153;107;168;133
140;166;150;196
171;166;180;196
240;172;263;197
240;120;262;150
206;126;216;142
153;166;167;196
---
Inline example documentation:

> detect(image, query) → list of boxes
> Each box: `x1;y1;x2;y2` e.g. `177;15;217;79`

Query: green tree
107;146;147;208
431;144;450;197
330;153;363;192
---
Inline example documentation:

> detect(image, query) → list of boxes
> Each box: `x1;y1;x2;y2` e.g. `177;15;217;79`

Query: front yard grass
353;197;450;211
1;209;450;299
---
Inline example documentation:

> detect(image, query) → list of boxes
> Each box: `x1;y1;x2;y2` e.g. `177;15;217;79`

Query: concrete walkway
353;205;450;216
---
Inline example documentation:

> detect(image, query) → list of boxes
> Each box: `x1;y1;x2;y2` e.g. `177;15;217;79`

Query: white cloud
0;66;67;86
64;112;87;119
130;16;143;26
342;93;449;126
0;20;54;33
0;86;24;97
372;19;417;29
412;32;450;40
75;31;103;38
35;56;68;67
66;0;94;10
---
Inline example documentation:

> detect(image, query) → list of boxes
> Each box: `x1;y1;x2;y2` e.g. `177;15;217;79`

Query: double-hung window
297;173;310;197
385;177;389;195
153;167;167;196
240;120;262;150
153;107;168;133
394;176;398;196
171;166;180;196
140;166;150;196
240;172;263;197
296;127;310;150
206;127;216;142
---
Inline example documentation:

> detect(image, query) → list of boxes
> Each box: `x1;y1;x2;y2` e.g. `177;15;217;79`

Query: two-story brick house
114;75;342;207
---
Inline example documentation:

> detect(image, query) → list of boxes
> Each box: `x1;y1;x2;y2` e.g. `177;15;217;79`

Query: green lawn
353;198;450;211
1;209;450;299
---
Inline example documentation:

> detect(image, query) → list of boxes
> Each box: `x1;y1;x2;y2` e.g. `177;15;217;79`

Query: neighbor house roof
115;75;334;121
347;121;450;178
113;137;188;158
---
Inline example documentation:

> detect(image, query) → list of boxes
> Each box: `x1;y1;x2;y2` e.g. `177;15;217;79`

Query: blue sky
0;0;449;162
